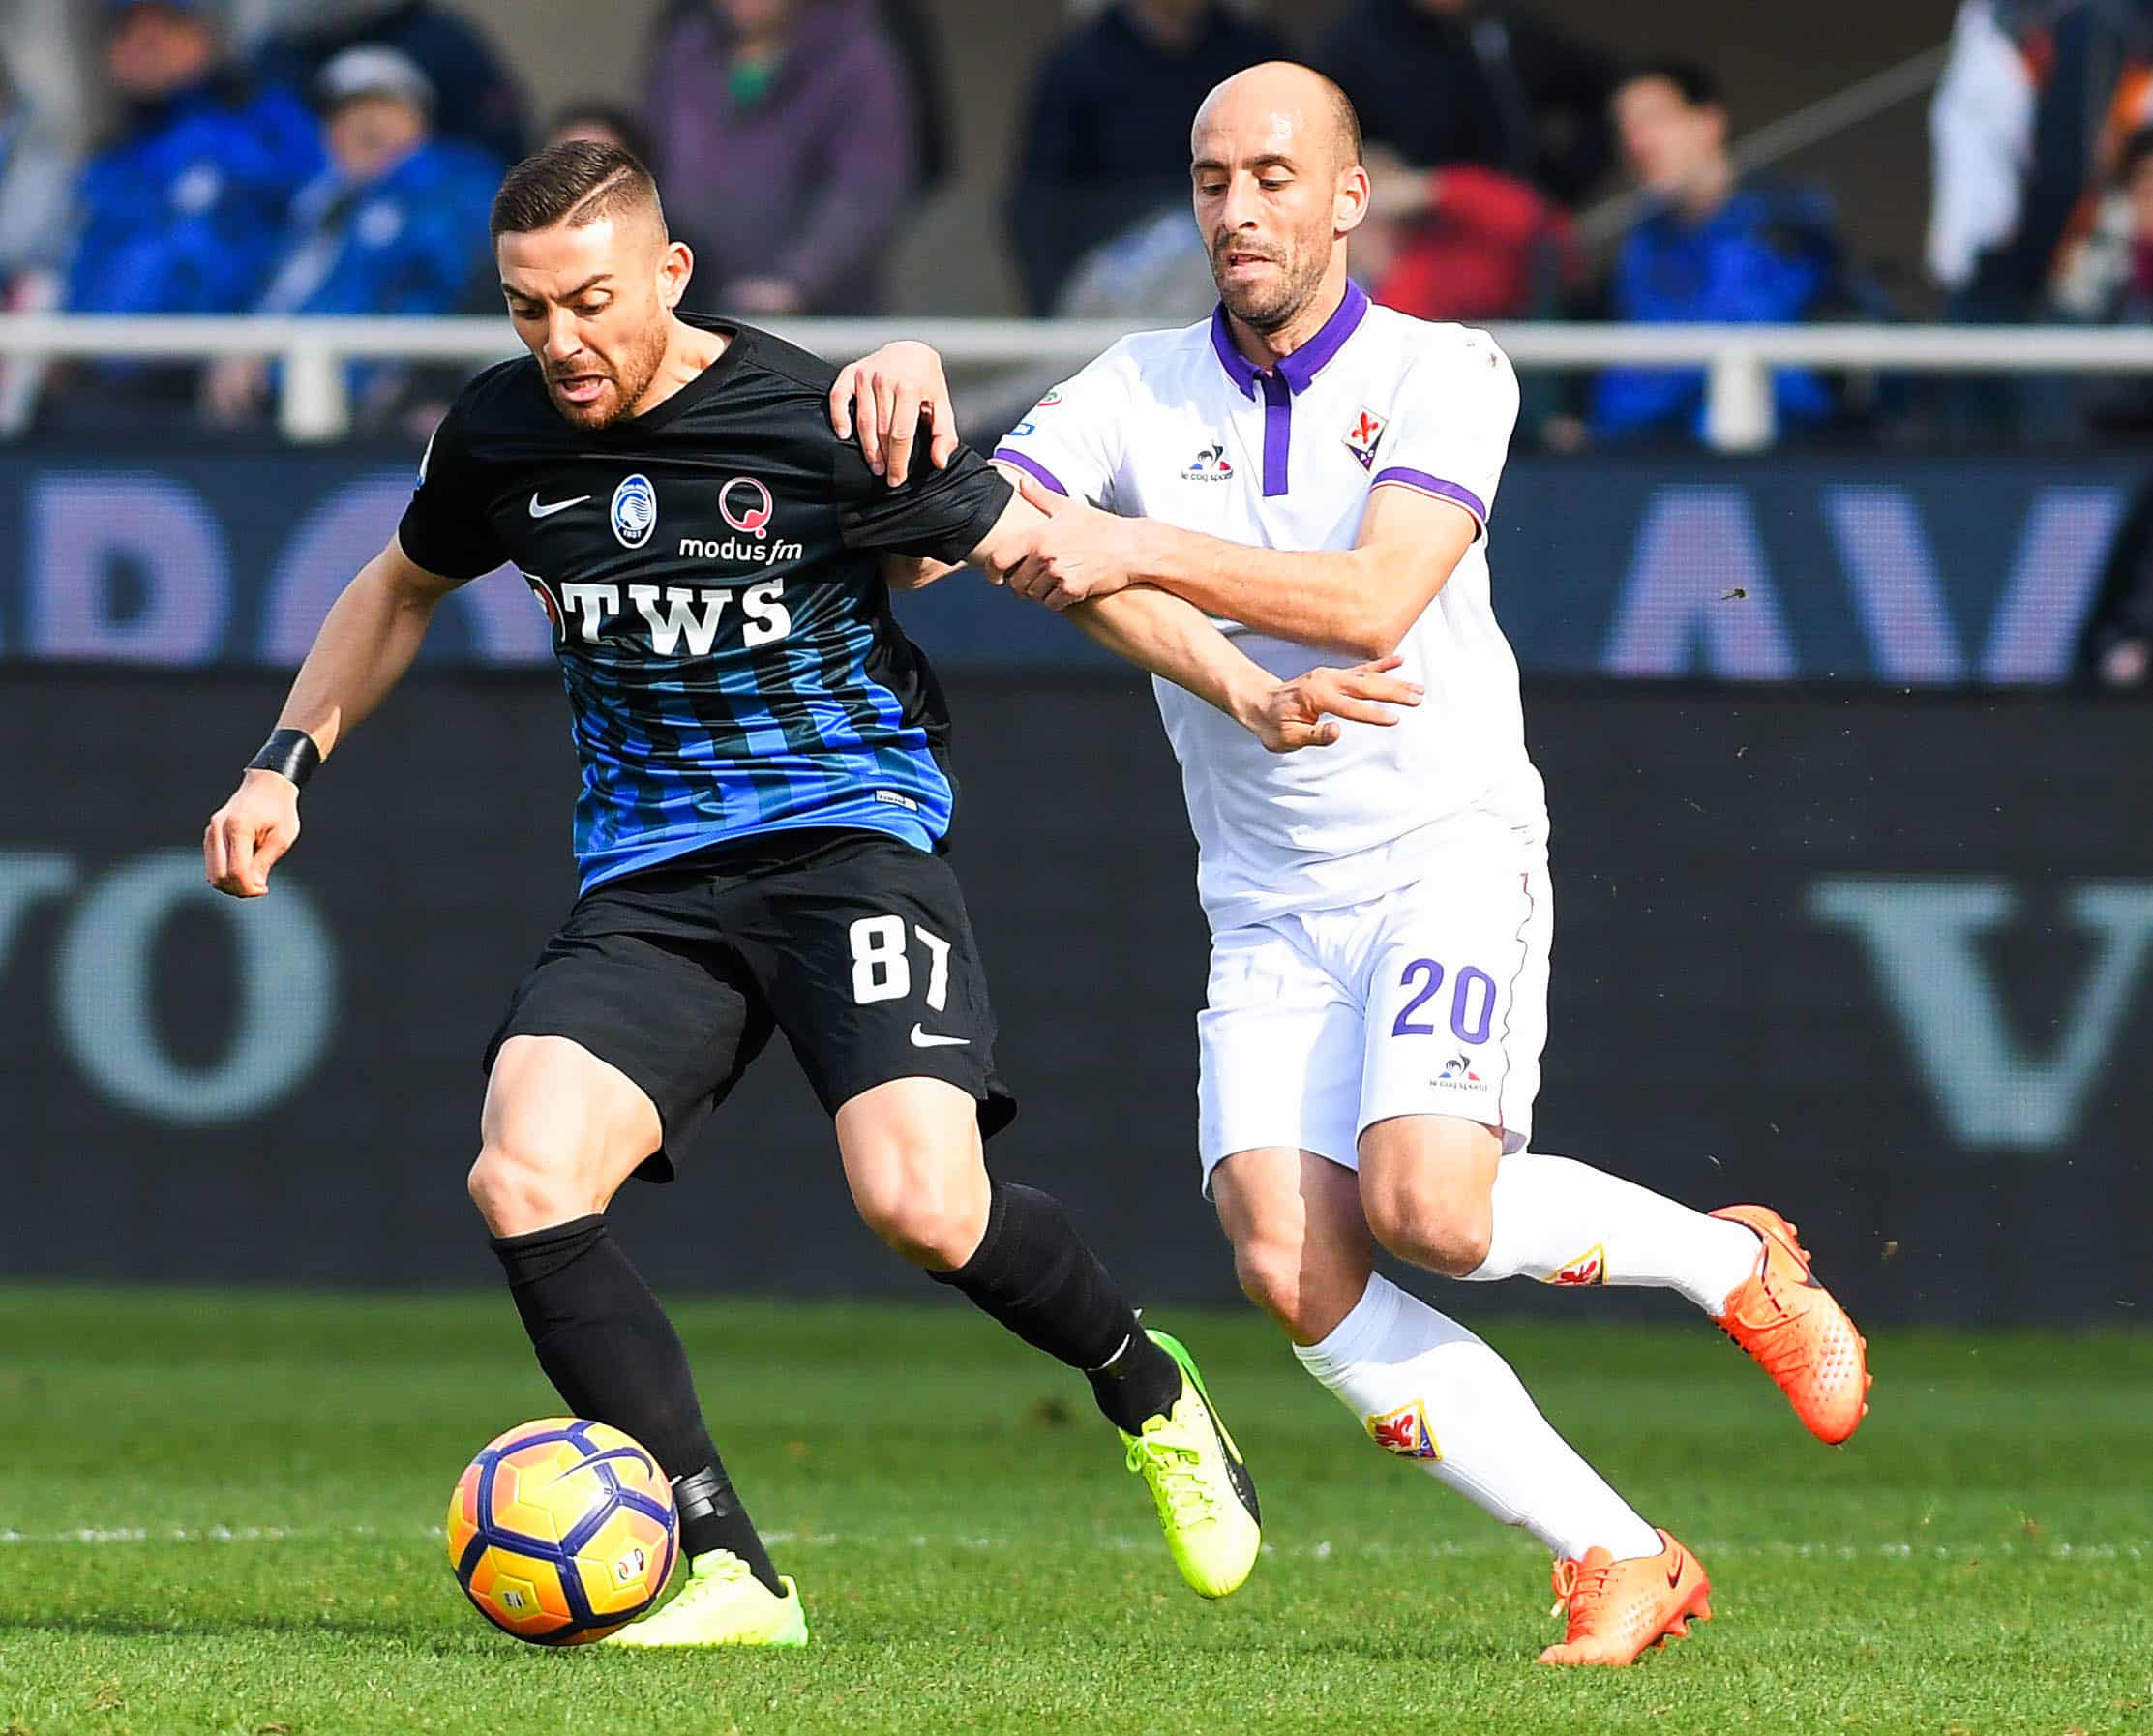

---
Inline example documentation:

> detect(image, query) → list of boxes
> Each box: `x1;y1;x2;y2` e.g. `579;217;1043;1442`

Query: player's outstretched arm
970;482;1420;751
203;534;463;898
993;474;1480;662
1068;589;1421;753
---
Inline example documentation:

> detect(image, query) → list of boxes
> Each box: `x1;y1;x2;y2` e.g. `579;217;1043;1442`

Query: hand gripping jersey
994;283;1548;930
398;317;1012;892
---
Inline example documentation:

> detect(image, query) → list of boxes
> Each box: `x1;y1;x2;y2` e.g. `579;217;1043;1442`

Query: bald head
1190;61;1370;338
1194;61;1362;178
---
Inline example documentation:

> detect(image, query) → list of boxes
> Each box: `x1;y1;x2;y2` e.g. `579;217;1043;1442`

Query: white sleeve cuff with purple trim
991;448;1068;497
1371;466;1487;533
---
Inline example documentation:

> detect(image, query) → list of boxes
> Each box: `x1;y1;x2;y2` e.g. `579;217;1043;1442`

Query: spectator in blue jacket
205;45;500;428
1591;59;1843;444
64;0;322;320
254;0;526;169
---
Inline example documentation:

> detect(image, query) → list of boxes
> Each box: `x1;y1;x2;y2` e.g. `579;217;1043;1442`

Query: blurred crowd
4;0;2153;462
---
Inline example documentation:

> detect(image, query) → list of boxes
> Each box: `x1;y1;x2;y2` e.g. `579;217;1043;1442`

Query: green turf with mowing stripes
1;1288;2146;1734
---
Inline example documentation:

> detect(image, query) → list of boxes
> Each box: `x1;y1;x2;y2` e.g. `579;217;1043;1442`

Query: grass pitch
0;1289;2145;1735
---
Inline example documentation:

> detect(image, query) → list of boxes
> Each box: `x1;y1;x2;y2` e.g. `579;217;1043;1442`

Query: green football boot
1121;1328;1262;1599
602;1549;809;1648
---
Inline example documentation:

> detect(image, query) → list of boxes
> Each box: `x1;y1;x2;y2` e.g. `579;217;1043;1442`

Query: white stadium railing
10;314;2153;450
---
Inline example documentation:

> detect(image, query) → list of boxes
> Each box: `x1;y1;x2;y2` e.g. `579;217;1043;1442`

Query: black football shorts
485;828;1016;1181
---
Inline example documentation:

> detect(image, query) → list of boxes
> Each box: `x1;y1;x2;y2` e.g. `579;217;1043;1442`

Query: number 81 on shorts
848;914;953;1009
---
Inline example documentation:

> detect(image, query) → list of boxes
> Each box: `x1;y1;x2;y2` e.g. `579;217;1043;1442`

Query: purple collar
1208;279;1369;399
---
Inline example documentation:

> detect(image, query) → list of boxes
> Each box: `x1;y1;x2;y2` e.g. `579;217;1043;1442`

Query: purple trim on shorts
1260;374;1291;497
990;447;1067;496
1372;466;1487;526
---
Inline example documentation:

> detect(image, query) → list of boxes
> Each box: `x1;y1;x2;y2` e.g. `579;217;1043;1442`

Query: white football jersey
994;282;1548;930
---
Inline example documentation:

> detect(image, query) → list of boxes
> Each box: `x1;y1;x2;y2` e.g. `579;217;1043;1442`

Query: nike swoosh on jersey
909;1025;971;1049
528;492;592;519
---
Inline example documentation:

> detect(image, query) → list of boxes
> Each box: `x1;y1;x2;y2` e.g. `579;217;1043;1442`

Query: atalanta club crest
611;473;657;548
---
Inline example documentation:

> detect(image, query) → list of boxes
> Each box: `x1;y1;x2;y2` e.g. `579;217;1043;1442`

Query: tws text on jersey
537;577;794;653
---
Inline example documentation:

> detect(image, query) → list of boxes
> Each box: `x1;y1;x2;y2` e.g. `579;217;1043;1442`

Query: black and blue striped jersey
397;318;1012;892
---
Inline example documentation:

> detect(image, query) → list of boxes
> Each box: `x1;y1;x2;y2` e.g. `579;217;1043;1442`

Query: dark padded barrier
2;672;2145;1323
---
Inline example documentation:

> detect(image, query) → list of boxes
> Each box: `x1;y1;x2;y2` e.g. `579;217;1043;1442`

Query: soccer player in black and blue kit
201;142;1391;1646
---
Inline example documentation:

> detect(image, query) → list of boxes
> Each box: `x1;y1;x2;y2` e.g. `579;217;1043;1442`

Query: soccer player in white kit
972;63;1874;1665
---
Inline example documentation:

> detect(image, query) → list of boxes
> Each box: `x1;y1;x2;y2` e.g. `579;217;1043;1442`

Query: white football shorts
1197;844;1552;1190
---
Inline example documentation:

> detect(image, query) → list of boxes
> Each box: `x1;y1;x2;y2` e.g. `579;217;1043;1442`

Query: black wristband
247;728;321;788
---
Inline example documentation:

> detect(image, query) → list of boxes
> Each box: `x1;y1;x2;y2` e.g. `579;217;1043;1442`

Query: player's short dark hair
1620;57;1723;112
490;140;666;240
1326;75;1363;170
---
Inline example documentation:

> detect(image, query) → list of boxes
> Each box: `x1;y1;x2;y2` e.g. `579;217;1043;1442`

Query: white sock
1466;1152;1762;1315
1292;1274;1661;1562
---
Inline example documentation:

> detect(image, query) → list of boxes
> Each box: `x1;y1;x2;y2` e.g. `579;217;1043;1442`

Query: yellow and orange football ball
446;1418;678;1645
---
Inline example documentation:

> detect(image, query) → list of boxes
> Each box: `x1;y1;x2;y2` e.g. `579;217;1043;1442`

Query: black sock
490;1215;783;1594
927;1182;1182;1432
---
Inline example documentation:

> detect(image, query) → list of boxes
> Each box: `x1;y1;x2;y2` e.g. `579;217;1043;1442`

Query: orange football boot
1539;1530;1711;1666
1711;1204;1870;1444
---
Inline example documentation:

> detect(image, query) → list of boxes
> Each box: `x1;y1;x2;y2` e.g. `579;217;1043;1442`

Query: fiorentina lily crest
1344;406;1387;469
1366;1399;1441;1459
1549;1243;1608;1286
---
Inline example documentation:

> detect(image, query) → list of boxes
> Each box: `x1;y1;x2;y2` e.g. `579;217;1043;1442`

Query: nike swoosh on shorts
909;1025;971;1048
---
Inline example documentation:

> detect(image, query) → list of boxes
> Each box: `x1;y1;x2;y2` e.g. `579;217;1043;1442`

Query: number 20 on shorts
1392;958;1496;1044
848;915;953;1009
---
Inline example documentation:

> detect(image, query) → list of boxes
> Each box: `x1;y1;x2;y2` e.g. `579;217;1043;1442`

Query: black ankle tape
672;1465;743;1524
671;1463;782;1593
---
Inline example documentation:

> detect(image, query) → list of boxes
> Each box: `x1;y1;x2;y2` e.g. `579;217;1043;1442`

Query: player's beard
548;319;671;430
1211;236;1328;336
